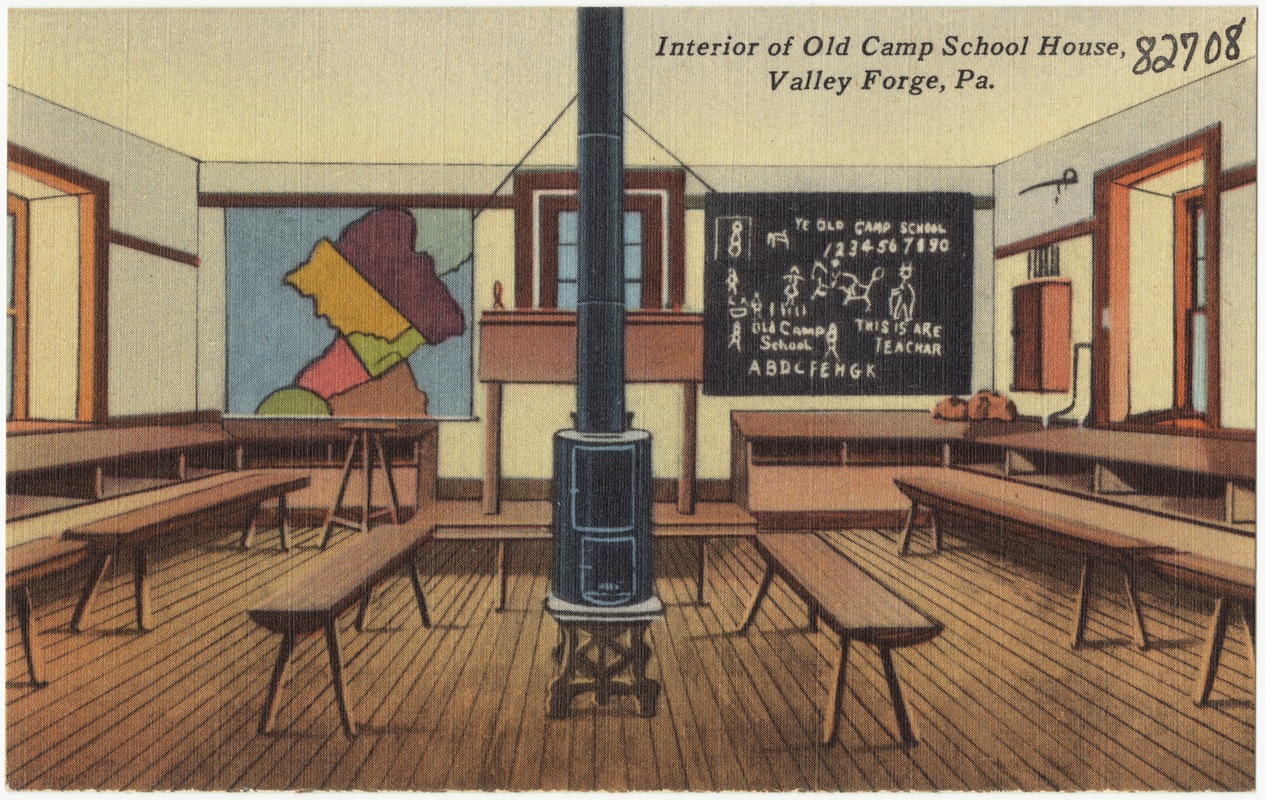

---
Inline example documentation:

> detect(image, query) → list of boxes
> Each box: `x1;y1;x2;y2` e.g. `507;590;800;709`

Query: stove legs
547;620;660;718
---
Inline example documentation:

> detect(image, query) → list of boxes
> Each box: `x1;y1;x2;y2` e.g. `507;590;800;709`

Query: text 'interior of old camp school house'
3;7;1257;792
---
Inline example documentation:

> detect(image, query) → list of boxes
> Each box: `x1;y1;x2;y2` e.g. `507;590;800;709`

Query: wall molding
199;192;514;209
994;219;1095;260
109;230;200;267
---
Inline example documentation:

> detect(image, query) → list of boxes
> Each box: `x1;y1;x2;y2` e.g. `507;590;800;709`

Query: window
1174;189;1209;415
513;170;685;310
7;195;29;419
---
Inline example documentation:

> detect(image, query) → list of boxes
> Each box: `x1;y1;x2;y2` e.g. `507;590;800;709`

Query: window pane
624;244;642;281
624;280;641;310
559;211;578;245
1194;208;1207;308
558;280;578;310
558;243;578;282
1191;311;1208;414
624;211;641;245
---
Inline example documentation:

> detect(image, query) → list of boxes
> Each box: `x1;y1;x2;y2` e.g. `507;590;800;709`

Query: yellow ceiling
8;6;1257;167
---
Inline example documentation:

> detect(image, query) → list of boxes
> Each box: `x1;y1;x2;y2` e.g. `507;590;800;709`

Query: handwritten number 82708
1133;17;1246;75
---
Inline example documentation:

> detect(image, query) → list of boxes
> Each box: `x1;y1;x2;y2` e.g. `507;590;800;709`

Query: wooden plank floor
6;520;1254;790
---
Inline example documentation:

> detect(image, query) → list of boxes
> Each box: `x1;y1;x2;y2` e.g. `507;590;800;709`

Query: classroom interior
4;7;1257;792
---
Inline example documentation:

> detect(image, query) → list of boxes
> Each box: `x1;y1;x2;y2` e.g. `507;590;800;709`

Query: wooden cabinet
1012;279;1072;392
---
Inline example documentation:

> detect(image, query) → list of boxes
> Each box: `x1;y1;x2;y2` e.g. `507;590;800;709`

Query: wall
9;88;203;418
992;60;1256;426
202;161;993;483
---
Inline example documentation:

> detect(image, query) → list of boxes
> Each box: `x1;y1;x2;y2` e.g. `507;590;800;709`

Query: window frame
513;169;685;310
7;194;30;420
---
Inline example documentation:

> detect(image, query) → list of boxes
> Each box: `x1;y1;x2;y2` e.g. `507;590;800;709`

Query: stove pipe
550;7;655;609
576;5;626;434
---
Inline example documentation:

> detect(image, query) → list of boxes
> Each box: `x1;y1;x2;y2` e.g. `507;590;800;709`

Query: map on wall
226;207;474;418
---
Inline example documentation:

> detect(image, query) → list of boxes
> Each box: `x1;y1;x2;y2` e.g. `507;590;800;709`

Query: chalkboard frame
702;191;975;397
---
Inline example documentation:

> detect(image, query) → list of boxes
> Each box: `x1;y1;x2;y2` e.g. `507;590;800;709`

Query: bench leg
356;586;373;633
409;560;432;628
1071;556;1094;649
695;538;708;606
1120;565;1149;650
241;504;261;550
325;623;358;737
1243;600;1255;673
823;638;851;745
71;552;112;633
738;562;775;634
807;606;819;633
278;493;291;552
880;648;917;748
931;510;942;552
1195;597;1231;705
134;545;154;632
15;586;47;687
898;502;919;556
260;631;297;734
496;540;509;612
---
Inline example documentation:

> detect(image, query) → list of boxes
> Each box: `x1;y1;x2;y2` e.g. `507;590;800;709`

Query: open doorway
7;147;109;425
1091;126;1222;430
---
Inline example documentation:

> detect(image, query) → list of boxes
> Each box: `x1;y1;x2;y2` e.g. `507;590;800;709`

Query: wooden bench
432;500;757;610
6;538;90;686
248;523;435;738
65;471;309;632
1148;551;1255;704
894;472;1176;649
737;532;942;747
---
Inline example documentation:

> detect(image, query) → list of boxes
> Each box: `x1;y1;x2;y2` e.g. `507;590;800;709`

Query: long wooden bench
737;532;942;747
248;523;435;738
432;500;757;610
894;473;1179;650
65;471;309;632
1148;551;1255;704
6;538;91;686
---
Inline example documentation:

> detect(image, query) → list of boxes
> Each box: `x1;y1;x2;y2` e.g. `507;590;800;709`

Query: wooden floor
6;519;1255;790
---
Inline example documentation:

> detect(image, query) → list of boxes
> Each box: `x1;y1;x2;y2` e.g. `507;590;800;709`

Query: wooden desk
971;426;1256;527
478;310;703;516
730;411;976;529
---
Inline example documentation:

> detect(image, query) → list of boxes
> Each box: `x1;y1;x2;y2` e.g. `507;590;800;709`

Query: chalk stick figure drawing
889;262;917;323
749;291;764;318
726;267;740;297
783;264;804;304
835;261;885;313
824;322;840;361
729;320;743;351
766;228;790;249
811;260;831;299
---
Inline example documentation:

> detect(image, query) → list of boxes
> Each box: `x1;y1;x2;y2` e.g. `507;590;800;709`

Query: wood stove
545;6;662;719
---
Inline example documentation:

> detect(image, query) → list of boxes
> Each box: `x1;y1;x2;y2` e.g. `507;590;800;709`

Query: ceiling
8;6;1256;169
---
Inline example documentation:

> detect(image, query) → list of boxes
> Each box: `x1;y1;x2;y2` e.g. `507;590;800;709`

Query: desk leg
321;437;360;549
241;504;260;550
278;494;291;552
71;552;112;633
823;638;851;745
496;541;509;612
484;382;503;515
356;586;373;632
694;538;708;605
16;586;47;686
678;381;697;515
374;435;401;524
409;560;432;628
361;431;374;533
134;545;154;632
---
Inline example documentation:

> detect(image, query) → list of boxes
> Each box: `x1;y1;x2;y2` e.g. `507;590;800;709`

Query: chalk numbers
716;216;753;261
728;220;745;257
1133;17;1245;75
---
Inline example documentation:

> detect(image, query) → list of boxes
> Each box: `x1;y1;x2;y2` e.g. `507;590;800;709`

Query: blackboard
703;192;974;396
